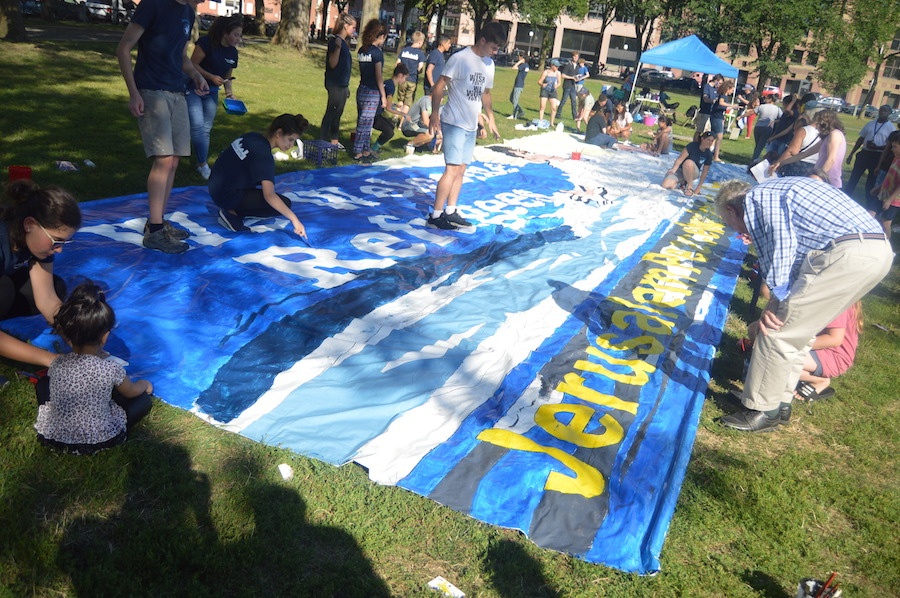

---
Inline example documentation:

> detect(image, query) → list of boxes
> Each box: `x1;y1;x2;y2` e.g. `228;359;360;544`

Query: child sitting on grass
640;115;673;156
34;282;153;455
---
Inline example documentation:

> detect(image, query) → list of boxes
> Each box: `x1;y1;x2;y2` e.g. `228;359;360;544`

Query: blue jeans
186;87;219;165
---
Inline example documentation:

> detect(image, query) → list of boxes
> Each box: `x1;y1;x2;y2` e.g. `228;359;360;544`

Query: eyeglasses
36;222;74;250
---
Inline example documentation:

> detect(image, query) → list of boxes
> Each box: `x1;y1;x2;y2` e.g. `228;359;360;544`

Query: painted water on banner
3;140;749;572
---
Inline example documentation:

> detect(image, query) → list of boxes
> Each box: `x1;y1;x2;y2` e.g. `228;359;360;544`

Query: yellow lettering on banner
608;296;679;321
556;372;640;414
577;348;656;385
612;309;674;335
595;333;664;357
679;226;718;243
478;429;606;497
643;267;697;287
535;404;625;448
641;252;703;273
674;235;708;253
631;285;687;308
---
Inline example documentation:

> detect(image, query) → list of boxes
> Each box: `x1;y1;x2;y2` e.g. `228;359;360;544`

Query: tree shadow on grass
56;426;390;597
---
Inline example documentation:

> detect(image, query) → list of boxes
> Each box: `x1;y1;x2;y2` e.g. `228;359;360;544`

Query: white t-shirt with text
440;47;495;132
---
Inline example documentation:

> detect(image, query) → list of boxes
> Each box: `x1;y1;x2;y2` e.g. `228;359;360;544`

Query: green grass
1;31;898;597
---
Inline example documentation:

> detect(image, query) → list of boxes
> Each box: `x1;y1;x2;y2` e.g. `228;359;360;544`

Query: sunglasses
37;222;74;250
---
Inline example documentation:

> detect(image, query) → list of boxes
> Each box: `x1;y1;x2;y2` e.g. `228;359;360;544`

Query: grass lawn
1;29;898;597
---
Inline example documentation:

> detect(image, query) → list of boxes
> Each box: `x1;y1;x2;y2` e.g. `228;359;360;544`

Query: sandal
794;381;836;402
684;188;694;197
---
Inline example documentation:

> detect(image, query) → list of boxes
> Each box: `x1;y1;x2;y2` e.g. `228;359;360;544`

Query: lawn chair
682;105;698;128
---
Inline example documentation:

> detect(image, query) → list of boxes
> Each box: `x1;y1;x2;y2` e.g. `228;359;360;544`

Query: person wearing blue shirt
693;73;722;142
351;19;387;163
117;0;209;254
371;64;410;153
507;53;528;119
187;16;242;181
395;31;426;106
321;12;356;147
662;132;715;196
424;35;450;96
209;114;309;237
715;177;892;432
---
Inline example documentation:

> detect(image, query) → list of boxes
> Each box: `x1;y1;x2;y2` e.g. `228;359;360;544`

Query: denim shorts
709;116;725;135
441;122;476;165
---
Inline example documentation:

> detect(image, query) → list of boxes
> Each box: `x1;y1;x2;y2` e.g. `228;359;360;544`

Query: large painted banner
5;136;748;572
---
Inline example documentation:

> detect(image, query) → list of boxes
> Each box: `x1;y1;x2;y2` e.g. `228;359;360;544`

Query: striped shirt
743;177;884;300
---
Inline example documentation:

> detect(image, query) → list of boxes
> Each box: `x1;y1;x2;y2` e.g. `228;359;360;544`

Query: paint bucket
8;165;32;182
643;114;658;127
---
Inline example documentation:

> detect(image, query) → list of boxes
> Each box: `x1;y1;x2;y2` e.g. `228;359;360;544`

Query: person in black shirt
321;12;357;147
662;132;715;196
209;114;309;236
555;52;580;122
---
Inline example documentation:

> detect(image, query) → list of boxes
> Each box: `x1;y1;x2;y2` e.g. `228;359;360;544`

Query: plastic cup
571;151;582;160
405;144;415;156
8;166;32;182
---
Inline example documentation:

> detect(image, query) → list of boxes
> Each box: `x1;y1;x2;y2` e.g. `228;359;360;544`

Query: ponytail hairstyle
53;282;116;348
209;15;243;48
267;113;310;138
332;12;355;37
2;180;82;252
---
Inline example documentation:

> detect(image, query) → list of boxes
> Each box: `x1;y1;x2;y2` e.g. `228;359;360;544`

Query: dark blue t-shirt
699;82;716;114
397;46;425;83
514;62;528;88
208;132;275;209
685;141;713;168
131;0;195;92
711;91;728;118
358;45;384;89
424;48;445;91
377;79;396;116
324;35;352;88
195;35;238;89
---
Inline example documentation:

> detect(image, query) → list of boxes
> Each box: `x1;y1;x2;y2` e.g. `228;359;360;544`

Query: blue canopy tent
628;35;739;107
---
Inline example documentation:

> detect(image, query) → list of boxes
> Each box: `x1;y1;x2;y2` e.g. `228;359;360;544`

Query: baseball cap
551;59;560;67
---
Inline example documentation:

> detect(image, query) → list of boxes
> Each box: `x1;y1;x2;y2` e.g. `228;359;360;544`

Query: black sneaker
779;403;792;425
143;227;188;254
444;211;473;227
426;213;457;230
218;209;248;232
144;220;189;240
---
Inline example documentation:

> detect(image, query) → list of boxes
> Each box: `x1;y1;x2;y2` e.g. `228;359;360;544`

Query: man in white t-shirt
426;22;505;230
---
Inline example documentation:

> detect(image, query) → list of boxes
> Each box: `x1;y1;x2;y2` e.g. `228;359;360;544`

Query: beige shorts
693;112;711;133
138;89;190;158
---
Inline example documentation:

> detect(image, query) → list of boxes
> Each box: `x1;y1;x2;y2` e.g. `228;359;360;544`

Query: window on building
729;43;749;57
884;56;900;80
442;16;459;32
606;34;638;67
806;52;819;66
561;30;602;59
791;49;804;64
587;3;610;20
890;30;900;51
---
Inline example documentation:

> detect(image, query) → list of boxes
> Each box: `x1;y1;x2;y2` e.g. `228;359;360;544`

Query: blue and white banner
5;137;748;572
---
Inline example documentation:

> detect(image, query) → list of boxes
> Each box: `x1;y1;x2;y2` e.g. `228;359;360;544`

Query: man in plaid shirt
715;177;893;432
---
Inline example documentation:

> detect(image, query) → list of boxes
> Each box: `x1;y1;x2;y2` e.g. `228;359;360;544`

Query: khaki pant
742;236;893;411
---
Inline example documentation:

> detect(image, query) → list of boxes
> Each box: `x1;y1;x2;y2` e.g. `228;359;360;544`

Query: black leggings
372;114;395;146
320;85;350;142
0;267;67;321
232;189;293;218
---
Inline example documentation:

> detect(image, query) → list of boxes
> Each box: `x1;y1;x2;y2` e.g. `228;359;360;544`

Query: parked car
818;96;848;110
760;85;782;97
42;0;89;22
85;0;131;23
19;0;42;17
198;13;214;31
889;109;900;123
668;76;701;93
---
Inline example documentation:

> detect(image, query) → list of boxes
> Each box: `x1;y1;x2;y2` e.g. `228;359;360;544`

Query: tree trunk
361;0;379;32
273;0;312;51
397;2;415;55
252;0;266;36
319;0;332;41
1;0;28;41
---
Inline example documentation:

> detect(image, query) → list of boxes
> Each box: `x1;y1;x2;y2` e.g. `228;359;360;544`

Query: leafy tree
464;0;511;40
815;0;900;108
721;0;835;86
584;0;619;72
619;0;662;59
660;0;729;52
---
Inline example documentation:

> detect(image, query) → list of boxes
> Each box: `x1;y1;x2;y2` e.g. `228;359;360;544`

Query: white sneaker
197;164;211;180
506;114;515;119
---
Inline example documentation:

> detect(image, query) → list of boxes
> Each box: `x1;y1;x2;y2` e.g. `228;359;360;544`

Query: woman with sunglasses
0;180;81;367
